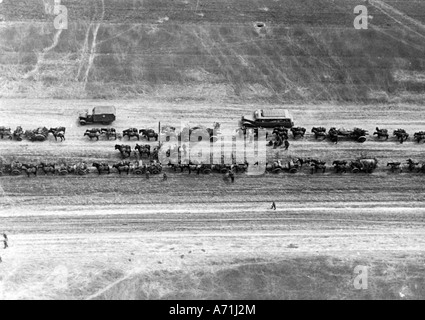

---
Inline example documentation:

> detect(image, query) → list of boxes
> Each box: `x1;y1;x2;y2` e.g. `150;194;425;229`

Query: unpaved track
0;99;425;299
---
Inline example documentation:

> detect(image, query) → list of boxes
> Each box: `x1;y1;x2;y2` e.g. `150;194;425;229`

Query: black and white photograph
0;0;425;303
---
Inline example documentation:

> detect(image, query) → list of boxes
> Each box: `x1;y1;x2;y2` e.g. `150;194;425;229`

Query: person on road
271;201;276;210
284;139;290;150
229;171;235;183
3;233;7;241
145;171;150;179
3;240;8;249
163;173;167;181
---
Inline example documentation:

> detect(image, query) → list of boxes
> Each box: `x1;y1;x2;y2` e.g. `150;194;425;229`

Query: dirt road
0;99;425;299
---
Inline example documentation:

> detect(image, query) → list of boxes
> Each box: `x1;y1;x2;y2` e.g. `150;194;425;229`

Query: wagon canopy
93;106;116;115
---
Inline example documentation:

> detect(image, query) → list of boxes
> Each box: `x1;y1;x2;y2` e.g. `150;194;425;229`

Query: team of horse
0;126;66;142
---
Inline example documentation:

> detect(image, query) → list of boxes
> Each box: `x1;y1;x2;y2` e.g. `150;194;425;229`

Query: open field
1;0;425;101
0;98;425;299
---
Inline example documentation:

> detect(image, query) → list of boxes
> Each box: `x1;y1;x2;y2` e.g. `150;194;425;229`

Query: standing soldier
229;171;235;183
248;129;254;144
182;143;187;157
284;139;290;150
163;173;168;181
146;170;150;180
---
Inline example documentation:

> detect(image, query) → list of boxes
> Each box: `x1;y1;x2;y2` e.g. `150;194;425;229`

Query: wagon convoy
0;126;66;142
2;108;425;178
2;154;425;177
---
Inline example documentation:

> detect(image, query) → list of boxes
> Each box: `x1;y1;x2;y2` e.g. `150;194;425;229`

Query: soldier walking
229;171;235;183
284;139;290;150
163;173;168;181
3;233;7;249
271;201;276;210
145;170;150;179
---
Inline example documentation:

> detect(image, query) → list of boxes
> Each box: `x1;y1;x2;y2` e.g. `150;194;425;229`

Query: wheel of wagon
220;168;228;174
134;169;143;175
79;121;86;126
16;136;23;141
273;168;282;174
78;170;87;175
58;169;68;176
289;168;298;174
203;169;212;175
357;136;367;143
12;169;21;176
151;168;160;175
351;168;360;173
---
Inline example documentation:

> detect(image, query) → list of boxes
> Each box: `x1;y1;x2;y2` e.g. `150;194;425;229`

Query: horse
414;131;425;143
84;129;100;141
49;127;66;142
123;128;140;140
13;126;24;141
311;127;327;139
168;161;185;172
328;127;339;144
406;159;420;172
332;160;348;173
310;161;326;174
38;162;56;175
100;128;117;140
393;129;409;144
387;162;402;173
291;127;306;139
135;144;151;158
92;162;110;175
373;127;389;140
139;129;158;141
21;164;38;177
0;127;12;140
115;144;132;159
113;161;131;175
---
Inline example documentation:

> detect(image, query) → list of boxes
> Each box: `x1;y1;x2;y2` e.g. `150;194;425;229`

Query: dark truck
241;109;294;129
79;106;116;126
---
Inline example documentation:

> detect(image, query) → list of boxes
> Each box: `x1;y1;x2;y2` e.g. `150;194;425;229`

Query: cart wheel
289;168;297;174
357;136;367;143
12;169;21;176
220;168;228;174
134;169;143;175
59;170;68;176
203;169;212;175
351;168;359;173
273;168;282;174
151;168;159;175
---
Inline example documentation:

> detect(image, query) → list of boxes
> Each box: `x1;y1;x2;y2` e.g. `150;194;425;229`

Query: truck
79;106;116;126
240;109;294;129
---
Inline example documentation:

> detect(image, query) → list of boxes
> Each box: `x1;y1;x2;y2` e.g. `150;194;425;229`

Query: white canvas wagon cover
260;109;292;119
93;106;116;115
